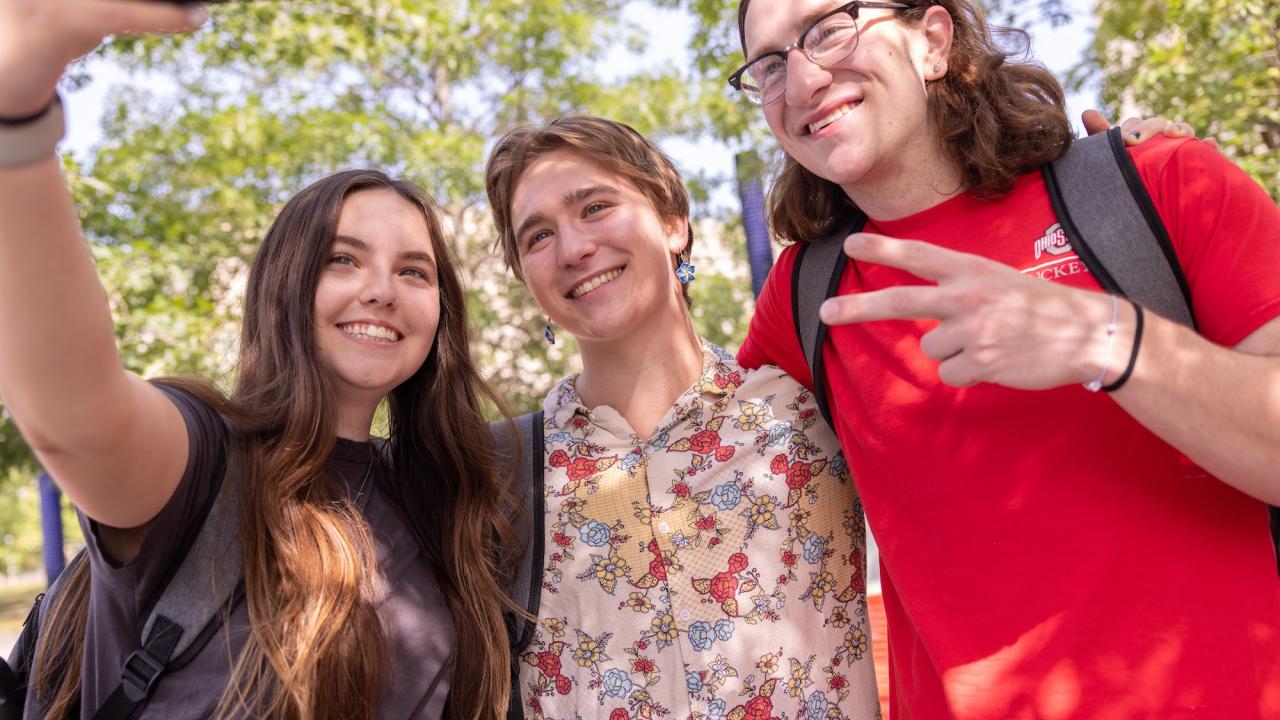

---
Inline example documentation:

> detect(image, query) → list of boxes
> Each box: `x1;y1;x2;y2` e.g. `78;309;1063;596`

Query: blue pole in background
38;472;65;584
735;151;773;298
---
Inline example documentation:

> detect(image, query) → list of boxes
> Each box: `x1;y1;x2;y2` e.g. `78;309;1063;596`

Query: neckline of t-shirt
866;172;1041;237
332;436;376;463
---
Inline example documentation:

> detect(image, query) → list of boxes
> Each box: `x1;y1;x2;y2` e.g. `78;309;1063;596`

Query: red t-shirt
739;137;1280;719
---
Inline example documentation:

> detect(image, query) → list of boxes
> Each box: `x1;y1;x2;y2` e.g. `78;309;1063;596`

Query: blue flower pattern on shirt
710;481;743;511
579;520;612;547
520;343;880;720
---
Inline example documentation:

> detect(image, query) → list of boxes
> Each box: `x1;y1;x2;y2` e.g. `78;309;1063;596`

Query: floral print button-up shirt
520;342;879;720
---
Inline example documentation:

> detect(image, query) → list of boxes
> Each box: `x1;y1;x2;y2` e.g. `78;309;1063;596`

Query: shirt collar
547;340;747;424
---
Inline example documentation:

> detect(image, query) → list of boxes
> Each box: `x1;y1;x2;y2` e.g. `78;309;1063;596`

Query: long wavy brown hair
35;170;519;720
737;0;1074;243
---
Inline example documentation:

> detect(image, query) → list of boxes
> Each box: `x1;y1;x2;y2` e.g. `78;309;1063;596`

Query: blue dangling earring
544;317;556;345
676;251;696;284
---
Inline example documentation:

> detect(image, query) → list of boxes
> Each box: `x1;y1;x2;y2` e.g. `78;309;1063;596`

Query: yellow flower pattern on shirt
520;343;880;720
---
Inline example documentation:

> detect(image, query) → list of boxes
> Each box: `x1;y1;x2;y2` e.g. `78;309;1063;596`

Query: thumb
1080;109;1113;137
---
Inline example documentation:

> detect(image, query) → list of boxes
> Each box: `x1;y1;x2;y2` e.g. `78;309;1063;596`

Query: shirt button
658;522;670;533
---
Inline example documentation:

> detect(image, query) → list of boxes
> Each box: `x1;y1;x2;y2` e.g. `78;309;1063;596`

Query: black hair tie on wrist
1103;299;1144;393
0;95;58;127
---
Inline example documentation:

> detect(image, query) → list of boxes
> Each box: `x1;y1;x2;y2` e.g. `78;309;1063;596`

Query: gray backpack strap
1043;127;1196;329
792;212;868;430
1047;130;1280;572
91;432;245;720
134;470;243;663
490;410;545;720
501;411;545;645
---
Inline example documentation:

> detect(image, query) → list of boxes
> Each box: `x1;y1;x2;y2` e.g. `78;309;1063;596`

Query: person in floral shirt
485;116;879;720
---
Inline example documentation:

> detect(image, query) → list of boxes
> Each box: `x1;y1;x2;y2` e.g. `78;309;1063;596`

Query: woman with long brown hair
0;2;516;718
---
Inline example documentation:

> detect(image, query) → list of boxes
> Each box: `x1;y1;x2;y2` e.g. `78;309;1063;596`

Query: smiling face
312;188;441;408
510;148;689;345
744;0;951;193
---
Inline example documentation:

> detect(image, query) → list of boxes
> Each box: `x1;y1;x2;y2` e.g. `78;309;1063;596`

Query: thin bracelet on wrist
1084;293;1120;392
1103;300;1144;393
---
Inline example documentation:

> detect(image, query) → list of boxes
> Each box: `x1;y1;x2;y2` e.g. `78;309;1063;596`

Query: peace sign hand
818;233;1136;390
0;0;207;118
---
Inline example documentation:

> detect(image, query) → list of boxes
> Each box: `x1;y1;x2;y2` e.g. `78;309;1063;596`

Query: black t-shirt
76;385;453;718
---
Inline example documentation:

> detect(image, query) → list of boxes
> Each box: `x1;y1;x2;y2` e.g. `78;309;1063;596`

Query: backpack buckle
121;648;165;702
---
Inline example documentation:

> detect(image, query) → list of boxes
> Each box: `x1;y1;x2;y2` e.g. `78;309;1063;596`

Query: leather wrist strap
0;93;65;168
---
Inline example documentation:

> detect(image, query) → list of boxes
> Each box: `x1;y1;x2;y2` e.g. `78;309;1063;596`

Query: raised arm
0;1;209;534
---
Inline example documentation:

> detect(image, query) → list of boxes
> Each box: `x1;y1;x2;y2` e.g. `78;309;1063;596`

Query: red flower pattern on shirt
521;343;877;720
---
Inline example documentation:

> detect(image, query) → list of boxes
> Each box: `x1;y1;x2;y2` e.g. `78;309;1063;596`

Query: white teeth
340;323;401;342
808;103;856;134
571;268;623;298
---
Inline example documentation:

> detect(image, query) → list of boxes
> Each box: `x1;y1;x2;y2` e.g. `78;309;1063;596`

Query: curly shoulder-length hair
737;0;1074;243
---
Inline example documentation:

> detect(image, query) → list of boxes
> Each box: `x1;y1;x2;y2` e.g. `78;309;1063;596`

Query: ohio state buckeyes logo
1033;223;1070;259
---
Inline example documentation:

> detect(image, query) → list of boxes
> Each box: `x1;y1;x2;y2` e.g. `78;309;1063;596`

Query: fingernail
845;233;865;250
188;6;210;25
819;299;837;323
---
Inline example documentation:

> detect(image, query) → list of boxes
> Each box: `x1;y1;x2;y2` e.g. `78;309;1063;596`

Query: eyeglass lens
741;9;862;103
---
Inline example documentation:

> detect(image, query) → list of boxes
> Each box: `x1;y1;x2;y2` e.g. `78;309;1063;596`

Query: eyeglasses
728;1;910;106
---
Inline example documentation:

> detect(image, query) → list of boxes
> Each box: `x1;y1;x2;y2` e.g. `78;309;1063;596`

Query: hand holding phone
0;0;209;118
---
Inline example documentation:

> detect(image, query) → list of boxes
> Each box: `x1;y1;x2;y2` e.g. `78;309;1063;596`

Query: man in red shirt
730;0;1280;717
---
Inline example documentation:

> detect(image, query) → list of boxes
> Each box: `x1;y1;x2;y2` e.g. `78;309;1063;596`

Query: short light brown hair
737;0;1073;244
485;116;694;305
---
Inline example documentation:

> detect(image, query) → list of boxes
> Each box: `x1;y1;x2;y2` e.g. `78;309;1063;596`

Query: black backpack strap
90;618;183;720
0;657;19;720
2;550;89;720
1043;127;1196;329
1;580;45;719
491;410;546;720
792;213;868;431
90;430;245;720
1271;509;1280;575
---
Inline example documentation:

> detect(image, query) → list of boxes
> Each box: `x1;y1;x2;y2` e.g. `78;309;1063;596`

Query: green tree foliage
0;0;1081;483
0;0;740;423
981;0;1072;29
0;0;766;535
0;470;83;577
1079;0;1279;199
